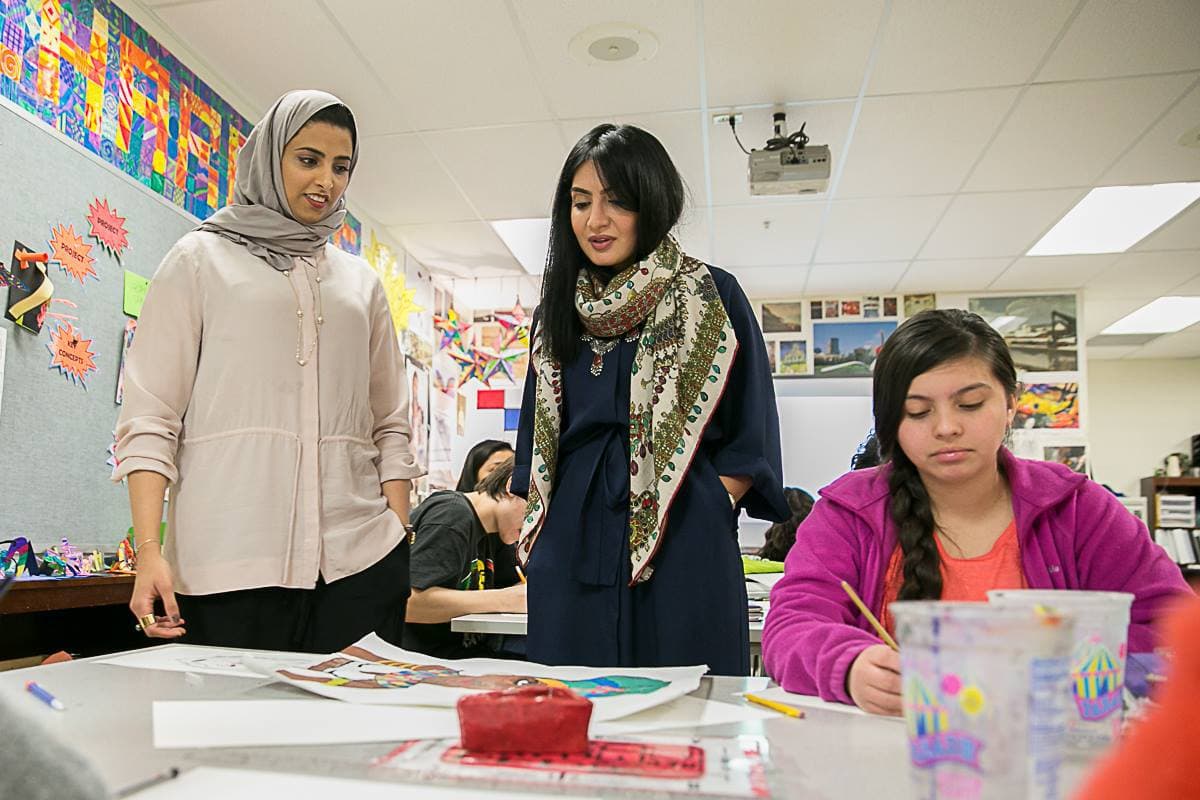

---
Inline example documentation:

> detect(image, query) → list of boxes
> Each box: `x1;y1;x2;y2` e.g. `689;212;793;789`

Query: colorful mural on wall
0;0;251;220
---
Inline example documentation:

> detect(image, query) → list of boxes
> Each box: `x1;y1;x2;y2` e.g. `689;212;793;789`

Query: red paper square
477;389;505;409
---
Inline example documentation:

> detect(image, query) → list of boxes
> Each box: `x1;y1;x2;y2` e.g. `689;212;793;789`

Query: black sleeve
409;500;474;590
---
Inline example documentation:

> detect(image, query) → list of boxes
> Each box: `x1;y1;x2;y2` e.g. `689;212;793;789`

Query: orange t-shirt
879;520;1027;636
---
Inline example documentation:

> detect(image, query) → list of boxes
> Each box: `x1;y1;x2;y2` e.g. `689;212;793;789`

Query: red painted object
457;685;592;754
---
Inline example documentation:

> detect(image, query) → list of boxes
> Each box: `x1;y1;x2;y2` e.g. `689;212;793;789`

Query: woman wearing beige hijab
114;90;423;651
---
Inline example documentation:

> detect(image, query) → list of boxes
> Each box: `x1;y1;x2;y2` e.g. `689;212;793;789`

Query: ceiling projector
745;112;831;196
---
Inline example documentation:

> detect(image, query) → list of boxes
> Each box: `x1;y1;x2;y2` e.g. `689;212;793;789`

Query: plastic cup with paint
988;589;1133;755
891;601;1074;800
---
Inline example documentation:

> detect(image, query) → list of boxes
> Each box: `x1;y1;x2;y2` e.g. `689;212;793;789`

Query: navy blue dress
511;266;787;675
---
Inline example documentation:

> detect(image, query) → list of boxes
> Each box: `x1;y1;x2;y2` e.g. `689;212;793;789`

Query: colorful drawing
86;198;128;257
1044;445;1087;473
969;294;1077;372
0;4;251;219
906;678;984;771
5;242;53;332
904;294;936;317
812;321;897;377
841;300;861;316
330;210;362;255
1072;645;1122;721
406;361;429;470
278;646;670;697
761;301;803;333
1014;383;1079;429
47;321;97;388
442;740;706;779
778;340;807;375
378;265;423;333
49;223;95;283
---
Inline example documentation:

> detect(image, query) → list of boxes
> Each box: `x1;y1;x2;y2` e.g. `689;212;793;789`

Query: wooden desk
0;574;143;662
0;574;134;614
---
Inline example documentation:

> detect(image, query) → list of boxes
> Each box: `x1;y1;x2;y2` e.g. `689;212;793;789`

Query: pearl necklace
283;257;323;367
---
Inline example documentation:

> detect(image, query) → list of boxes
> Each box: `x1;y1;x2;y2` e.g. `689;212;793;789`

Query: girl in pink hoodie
762;309;1189;716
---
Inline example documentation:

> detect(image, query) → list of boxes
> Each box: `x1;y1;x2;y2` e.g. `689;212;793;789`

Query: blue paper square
503;408;521;431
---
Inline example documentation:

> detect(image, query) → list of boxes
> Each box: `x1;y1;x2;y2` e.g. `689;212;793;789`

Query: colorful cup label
1071;643;1123;721
906;676;986;771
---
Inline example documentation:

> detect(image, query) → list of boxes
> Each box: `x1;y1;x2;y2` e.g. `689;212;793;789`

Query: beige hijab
197;90;358;271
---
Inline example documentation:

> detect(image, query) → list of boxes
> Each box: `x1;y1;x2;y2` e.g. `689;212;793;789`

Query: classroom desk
0;644;1101;799
0;574;134;614
0;575;145;663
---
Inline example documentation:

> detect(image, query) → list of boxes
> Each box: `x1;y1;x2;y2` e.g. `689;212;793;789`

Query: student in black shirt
403;457;527;658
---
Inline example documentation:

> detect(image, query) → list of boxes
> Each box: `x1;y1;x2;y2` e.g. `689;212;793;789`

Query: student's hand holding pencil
848;644;902;716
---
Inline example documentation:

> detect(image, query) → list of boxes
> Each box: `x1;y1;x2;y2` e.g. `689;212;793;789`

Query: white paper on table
98;645;320;679
746;572;785;590
127;766;594;800
152;700;462;748
592;695;775;735
249;633;705;722
748;686;905;721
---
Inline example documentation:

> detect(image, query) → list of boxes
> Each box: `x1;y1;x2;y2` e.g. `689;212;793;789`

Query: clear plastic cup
891;601;1074;800
987;590;1133;754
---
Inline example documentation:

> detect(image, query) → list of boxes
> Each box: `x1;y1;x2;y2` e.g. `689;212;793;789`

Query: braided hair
873;309;1018;600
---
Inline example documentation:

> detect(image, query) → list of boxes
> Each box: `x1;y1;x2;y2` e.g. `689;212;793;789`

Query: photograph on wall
764;340;778;373
778;340;808;375
863;296;880;319
761;302;804;334
812;321;897;377
823;300;840;319
904;294;936;317
841;299;861;317
968;294;1077;372
810;301;823;321
1044;445;1088;474
456;393;467;436
1014;382;1080;429
883;296;898;317
406;361;430;470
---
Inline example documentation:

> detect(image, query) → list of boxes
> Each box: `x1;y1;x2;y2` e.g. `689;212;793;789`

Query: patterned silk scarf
518;235;737;584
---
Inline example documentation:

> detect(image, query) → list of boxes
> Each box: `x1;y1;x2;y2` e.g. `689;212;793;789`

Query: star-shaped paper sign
434;309;471;351
87;198;129;258
47;321;98;388
483;348;525;384
448;344;494;387
495;302;531;349
378;268;424;333
49;223;96;284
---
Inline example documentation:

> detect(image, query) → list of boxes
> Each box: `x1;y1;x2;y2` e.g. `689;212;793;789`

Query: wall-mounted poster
764;341;778;373
810;301;823;321
968;294;1078;372
812;321;897;377
761;302;804;333
863;296;880;319
841;300;862;317
904;294;936;317
778;340;808;375
883;297;898;317
406;361;430;470
1014;382;1080;429
823;301;840;319
1044;445;1088;474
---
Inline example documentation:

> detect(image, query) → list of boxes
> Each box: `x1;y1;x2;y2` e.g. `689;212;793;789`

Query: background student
404;457;527;659
762;309;1190;715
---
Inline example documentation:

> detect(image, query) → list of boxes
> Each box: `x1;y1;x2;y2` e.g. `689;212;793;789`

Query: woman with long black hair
511;124;788;675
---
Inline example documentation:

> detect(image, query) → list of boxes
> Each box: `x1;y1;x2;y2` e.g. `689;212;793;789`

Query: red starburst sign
47;322;98;388
49;223;96;284
87;198;129;258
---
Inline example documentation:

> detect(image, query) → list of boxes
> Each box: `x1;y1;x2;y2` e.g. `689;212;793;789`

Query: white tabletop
451;612;765;643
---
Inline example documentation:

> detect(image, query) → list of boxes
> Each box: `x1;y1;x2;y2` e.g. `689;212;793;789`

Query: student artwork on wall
330;211;362;255
115;318;135;405
764;340;778;373
841;299;861;317
863;296;880;318
778;340;807;375
810;300;823;321
811;320;897;377
1044;445;1088;474
0;4;251;219
904;293;936;317
406;360;430;471
761;301;803;333
1014;382;1080;429
968;294;1078;372
4;242;53;333
883;296;898;317
823;300;840;319
455;393;466;436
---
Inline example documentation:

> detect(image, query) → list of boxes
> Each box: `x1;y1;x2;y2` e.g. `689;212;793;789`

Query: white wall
1088;357;1200;497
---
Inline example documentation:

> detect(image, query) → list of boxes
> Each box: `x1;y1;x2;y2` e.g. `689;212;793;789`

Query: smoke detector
569;23;658;65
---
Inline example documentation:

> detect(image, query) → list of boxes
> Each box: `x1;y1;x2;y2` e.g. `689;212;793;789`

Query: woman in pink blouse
114;91;423;651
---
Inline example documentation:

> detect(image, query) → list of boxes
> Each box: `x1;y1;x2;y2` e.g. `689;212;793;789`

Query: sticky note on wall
123;270;150;317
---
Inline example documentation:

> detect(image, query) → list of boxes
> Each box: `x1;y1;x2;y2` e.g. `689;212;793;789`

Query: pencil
515;565;527;584
840;580;900;651
744;693;805;718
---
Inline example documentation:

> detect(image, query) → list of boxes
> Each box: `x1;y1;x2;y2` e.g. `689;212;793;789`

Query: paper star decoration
49;223;97;284
434;309;471;352
378;267;424;333
448;344;494;387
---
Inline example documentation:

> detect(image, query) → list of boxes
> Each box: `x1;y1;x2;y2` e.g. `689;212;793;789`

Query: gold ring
136;613;157;631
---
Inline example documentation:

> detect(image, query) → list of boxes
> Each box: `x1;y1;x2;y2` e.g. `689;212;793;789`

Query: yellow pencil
515;565;527;585
840;580;900;651
744;693;805;718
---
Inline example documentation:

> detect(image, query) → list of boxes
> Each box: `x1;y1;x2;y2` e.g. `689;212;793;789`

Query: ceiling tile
155;0;410;135
1038;0;1200;82
711;204;824;267
1081;294;1167;338
728;265;810;299
1131;325;1200;359
837;89;1018;197
390;221;522;277
965;75;1195;192
989;254;1120;291
708;102;856;206
512;0;700;118
1103;82;1200;185
1172;274;1200;295
919;189;1083;259
352;134;476;225
1088;251;1200;298
895;259;1012;293
805;262;907;294
814;196;951;263
325;0;550;130
1087;345;1142;360
703;0;884;106
1133;203;1200;251
424;123;565;220
868;0;1076;93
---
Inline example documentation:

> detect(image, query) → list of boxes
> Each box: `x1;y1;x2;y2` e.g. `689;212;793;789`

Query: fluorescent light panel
1027;182;1200;256
1101;296;1200;335
490;218;551;275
